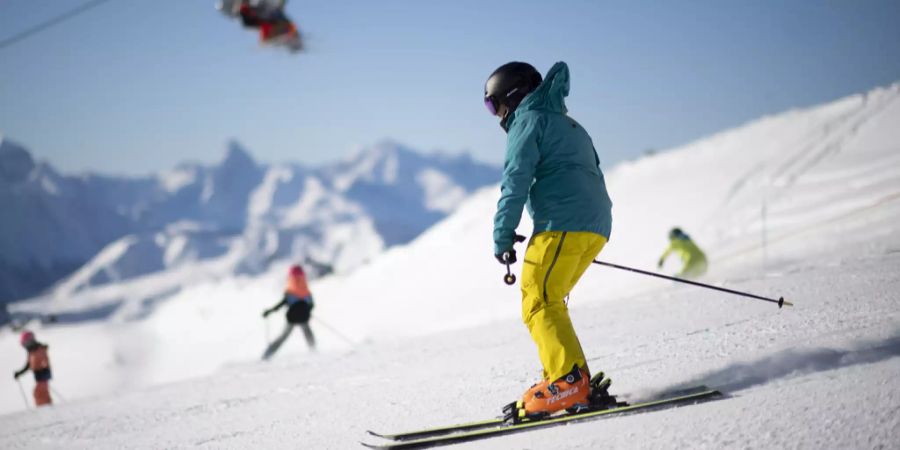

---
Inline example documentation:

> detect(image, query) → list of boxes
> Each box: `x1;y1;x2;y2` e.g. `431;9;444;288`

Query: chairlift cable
0;0;116;51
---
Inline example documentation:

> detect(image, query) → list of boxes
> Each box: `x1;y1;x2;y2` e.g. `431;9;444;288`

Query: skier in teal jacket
492;62;613;255
487;61;614;416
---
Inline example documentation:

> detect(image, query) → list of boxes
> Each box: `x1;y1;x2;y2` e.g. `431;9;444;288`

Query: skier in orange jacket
13;331;53;406
262;264;316;359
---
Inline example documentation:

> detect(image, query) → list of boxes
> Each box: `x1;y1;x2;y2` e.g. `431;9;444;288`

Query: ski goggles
484;96;499;116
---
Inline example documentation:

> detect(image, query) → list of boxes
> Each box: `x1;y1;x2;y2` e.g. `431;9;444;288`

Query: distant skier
261;264;316;359
217;0;303;52
658;227;708;279
487;61;614;416
12;331;53;407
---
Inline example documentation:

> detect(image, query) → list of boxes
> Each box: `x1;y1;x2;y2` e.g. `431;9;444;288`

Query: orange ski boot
505;380;548;415
518;365;592;420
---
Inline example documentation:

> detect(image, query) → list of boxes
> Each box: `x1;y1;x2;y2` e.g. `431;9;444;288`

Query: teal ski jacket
493;62;613;254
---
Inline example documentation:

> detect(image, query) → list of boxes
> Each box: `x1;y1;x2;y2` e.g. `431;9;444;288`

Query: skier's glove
495;249;516;265
13;370;23;380
262;309;271;318
494;234;527;265
657;258;664;269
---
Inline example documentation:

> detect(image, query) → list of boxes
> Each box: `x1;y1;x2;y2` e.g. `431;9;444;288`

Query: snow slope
2;254;896;448
0;83;898;448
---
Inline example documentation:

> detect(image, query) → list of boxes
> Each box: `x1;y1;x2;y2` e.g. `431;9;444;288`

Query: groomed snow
1;84;898;448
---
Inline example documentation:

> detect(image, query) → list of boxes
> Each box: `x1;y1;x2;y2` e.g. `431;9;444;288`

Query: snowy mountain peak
347;138;408;160
336;140;415;187
0;137;36;184
221;140;258;171
333;139;494;194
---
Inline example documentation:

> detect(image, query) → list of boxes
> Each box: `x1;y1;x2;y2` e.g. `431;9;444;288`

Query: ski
366;417;504;442
368;371;620;441
362;387;722;449
366;383;701;442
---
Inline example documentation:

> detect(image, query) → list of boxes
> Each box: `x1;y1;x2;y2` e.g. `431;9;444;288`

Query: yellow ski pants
521;231;607;382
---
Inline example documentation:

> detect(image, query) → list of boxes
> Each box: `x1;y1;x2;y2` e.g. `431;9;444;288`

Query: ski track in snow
1;84;899;448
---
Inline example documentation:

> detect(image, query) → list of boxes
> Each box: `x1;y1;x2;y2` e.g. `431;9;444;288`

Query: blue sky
1;0;899;175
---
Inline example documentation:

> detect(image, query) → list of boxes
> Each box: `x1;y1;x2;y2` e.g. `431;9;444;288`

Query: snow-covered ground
1;83;898;448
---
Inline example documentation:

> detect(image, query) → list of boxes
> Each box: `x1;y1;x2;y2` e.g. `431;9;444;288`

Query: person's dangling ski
485;61;614;417
12;331;53;407
261;264;316;360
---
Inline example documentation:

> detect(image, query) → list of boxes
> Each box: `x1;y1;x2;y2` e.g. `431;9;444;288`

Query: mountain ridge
0;138;499;303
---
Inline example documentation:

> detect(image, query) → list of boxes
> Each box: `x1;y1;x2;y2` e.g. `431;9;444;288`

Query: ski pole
503;260;516;285
591;260;793;308
16;379;30;410
501;234;527;285
311;317;355;346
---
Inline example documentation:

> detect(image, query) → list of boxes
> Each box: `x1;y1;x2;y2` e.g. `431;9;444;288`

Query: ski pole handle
501;234;527;285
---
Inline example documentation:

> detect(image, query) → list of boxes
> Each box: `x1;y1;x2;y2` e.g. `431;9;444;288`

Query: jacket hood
517;61;570;115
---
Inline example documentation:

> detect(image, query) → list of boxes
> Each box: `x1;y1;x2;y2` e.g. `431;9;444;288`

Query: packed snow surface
1;84;899;448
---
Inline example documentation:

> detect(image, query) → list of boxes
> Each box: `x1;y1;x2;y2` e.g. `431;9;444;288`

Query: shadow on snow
665;332;900;394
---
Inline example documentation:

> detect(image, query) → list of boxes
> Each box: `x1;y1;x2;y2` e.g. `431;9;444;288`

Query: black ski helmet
484;62;542;122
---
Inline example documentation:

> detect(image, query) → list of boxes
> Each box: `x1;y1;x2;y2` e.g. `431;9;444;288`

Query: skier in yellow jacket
658;228;708;279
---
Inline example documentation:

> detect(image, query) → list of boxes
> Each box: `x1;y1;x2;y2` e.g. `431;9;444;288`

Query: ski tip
776;296;795;308
661;385;712;397
366;430;388;439
359;442;382;449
